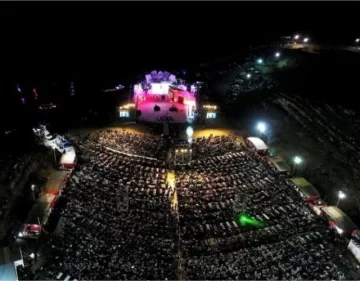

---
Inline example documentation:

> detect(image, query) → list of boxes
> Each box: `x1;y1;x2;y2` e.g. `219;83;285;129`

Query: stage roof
290;177;320;198
246;137;268;151
322;206;358;233
269;156;290;172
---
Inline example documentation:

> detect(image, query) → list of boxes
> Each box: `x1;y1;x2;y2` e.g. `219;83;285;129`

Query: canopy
290;177;320;199
246;137;268;151
322;206;358;234
269;156;290;172
60;147;76;167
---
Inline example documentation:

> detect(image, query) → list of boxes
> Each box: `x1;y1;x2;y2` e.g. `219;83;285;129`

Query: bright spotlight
303;37;309;43
356;38;360;43
338;191;346;199
275;52;280;58
186;126;194;138
294;156;302;164
294;34;300;40
257;122;266;133
18;232;23;237
246;73;251;79
257;58;263;64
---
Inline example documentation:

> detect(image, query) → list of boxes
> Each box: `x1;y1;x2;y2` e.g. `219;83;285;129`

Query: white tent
246;137;268;151
60;147;76;168
348;239;360;263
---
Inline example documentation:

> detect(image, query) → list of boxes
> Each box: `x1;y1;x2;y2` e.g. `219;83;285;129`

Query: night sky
0;4;359;131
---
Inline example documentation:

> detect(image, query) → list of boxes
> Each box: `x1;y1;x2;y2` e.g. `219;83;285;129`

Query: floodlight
257;122;266;133
338;191;346;199
294;156;302;164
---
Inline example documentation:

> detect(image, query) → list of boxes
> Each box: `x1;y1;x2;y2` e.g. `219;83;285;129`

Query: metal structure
174;148;192;166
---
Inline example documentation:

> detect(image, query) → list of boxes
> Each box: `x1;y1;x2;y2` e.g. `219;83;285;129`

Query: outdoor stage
133;70;197;124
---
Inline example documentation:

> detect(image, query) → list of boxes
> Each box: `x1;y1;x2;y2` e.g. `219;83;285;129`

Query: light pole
292;156;302;175
336;191;346;207
53;147;57;163
31;184;35;201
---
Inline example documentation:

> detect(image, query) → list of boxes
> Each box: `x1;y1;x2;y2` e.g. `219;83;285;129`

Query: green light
236;213;265;228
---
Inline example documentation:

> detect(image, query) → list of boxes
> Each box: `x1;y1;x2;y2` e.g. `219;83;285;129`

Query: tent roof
290;177;320;198
60;147;76;164
269;156;291;172
322;206;358;233
246;137;268;151
0;263;17;281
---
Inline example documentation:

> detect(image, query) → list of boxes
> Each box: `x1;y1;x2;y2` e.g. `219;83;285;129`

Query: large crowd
191;134;238;160
16;128;359;280
177;150;356;280
42;140;176;280
90;129;167;160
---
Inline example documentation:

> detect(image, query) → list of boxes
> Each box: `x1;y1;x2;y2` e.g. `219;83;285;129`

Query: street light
257;122;266;135
275;52;281;58
31;184;35;201
303;37;309;43
246;73;251;79
257;58;263;64
294;34;300;40
336;191;346;207
292;156;302;175
53;147;57;163
356;38;359;43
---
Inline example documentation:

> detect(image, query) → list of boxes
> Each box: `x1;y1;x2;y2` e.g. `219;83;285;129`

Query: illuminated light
275;52;280;58
355;38;359;43
257;122;266;133
338;191;346;199
294;34;300;40
303;37;309;43
257;58;263;64
294;156;302;164
18;232;23;237
29;253;35;259
186;126;194;138
335;225;344;235
246;74;251;79
236;213;265;228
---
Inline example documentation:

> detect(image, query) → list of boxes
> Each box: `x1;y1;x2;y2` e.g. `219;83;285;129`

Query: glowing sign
206;112;216;119
120;110;130;118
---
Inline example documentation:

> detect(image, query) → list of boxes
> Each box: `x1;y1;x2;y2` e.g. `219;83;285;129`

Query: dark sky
1;4;359;81
0;4;359;131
